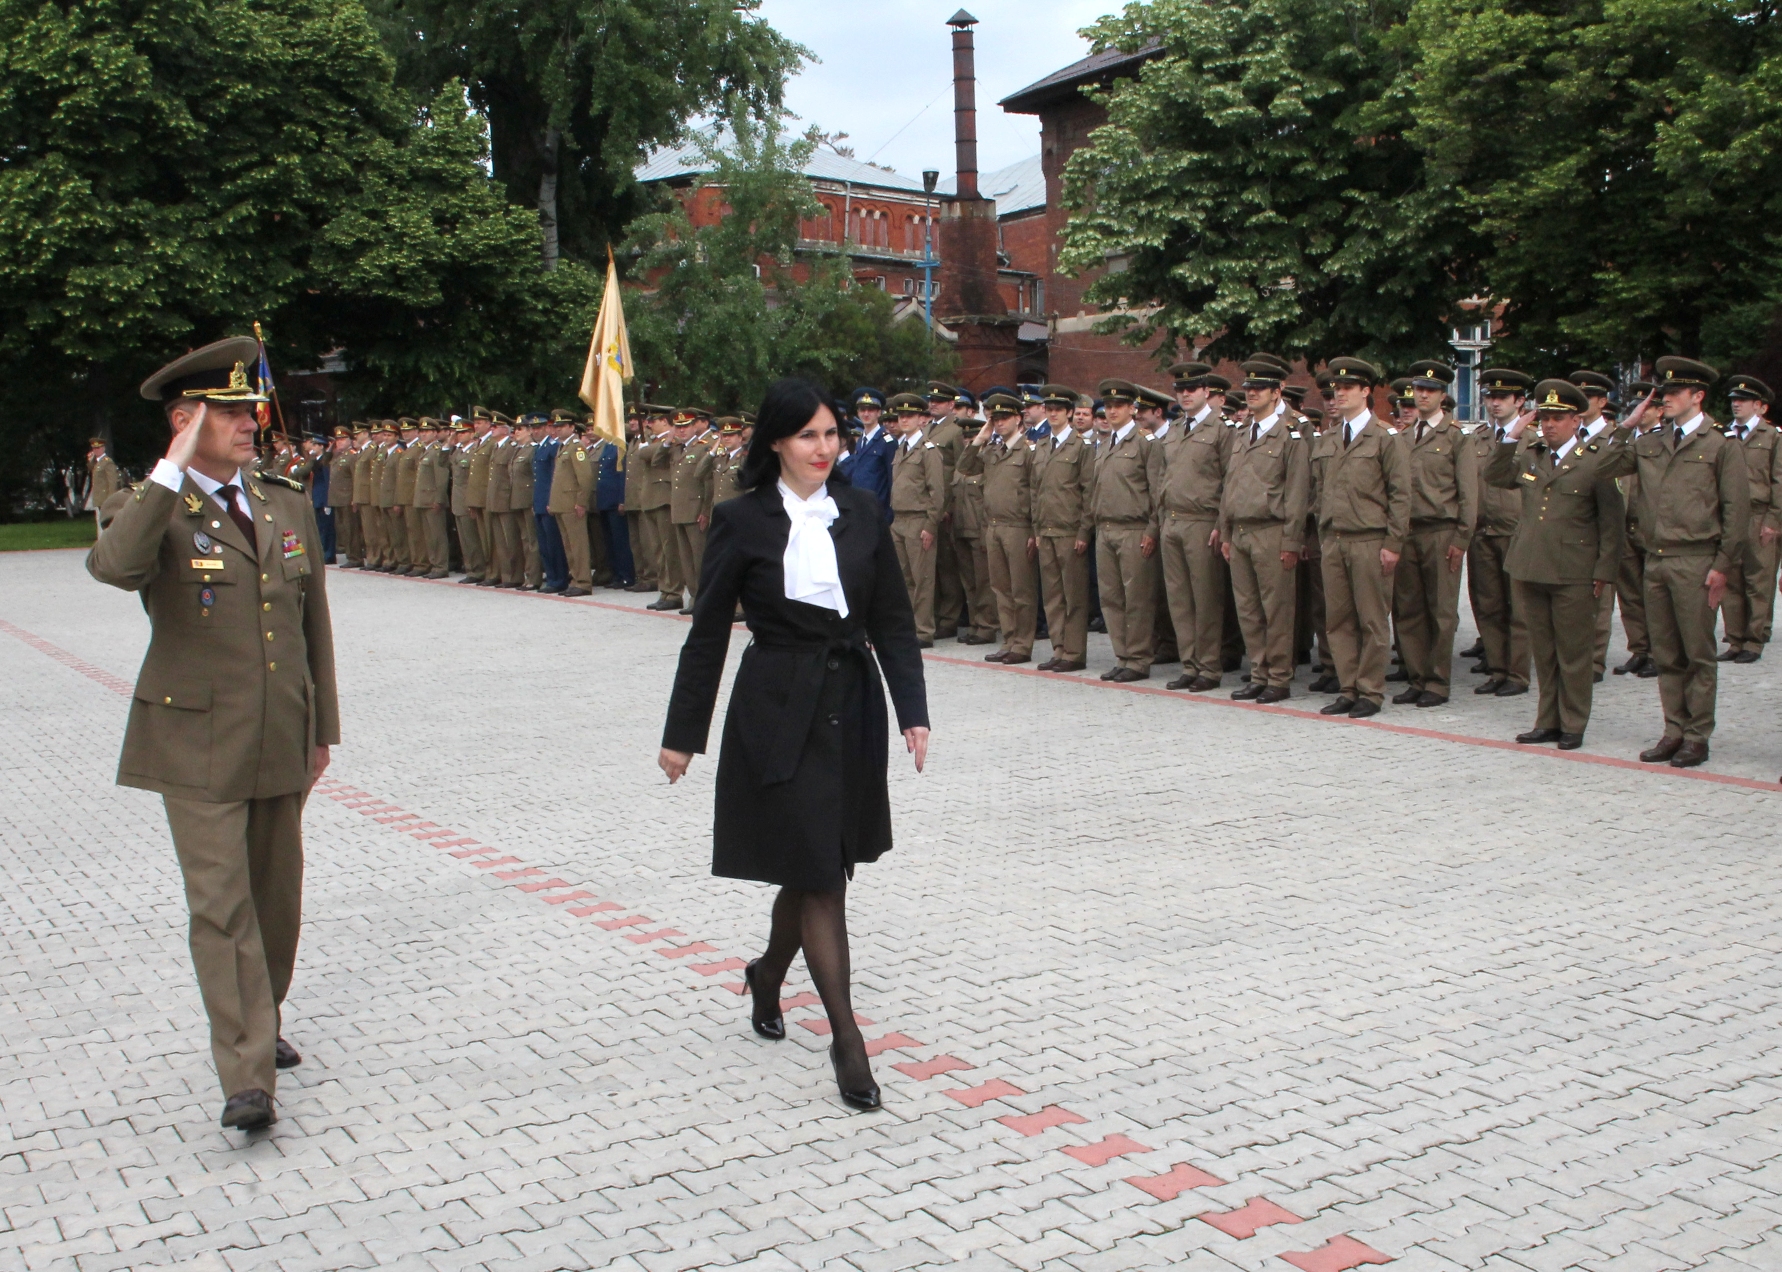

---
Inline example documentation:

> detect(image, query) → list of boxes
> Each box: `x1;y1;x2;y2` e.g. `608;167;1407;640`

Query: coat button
266;631;275;641
828;713;840;726
268;661;277;671
827;657;839;670
163;696;172;705
262;602;271;611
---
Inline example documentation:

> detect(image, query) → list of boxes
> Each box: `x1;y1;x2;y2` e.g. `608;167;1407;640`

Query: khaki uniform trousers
421;507;450;573
336;505;362;563
891;513;938;642
1300;531;1333;669
356;505;383;567
383;505;409;567
1322;534;1396;704
1096;523;1158;674
1591;579;1616;676
476;507;497;579
649;508;682;599
162;792;304;1099
674;521;706;602
1616;538;1648;657
1721;515;1778;652
956;532;996;640
456;511;487;579
1467;534;1530;687
628;511;656;586
1154;513;1226;680
1514;579;1600;735
558;512;592;589
985;523;1038;657
519;510;540;588
488;510;520;585
404;506;426;571
935;521;964;636
1646;553;1722;743
1036;534;1089;662
1392;523;1464;695
1227;521;1298;688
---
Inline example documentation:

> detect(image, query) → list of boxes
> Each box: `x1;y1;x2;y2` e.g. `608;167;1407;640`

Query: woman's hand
658;748;692;783
904;727;929;773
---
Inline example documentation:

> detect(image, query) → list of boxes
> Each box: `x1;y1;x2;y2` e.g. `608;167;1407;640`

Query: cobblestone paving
3;547;1780;1272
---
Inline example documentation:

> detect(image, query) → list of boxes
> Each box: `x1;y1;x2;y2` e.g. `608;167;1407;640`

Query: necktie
1249;422;1259;443
1576;424;1588;441
1344;424;1354;446
1416;422;1426;443
221;484;257;551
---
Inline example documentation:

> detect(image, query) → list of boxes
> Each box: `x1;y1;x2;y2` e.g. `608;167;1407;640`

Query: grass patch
0;519;98;552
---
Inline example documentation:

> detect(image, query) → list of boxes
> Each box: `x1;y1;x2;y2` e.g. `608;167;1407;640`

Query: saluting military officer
1030;385;1096;672
1468;370;1533;697
451;413;487;582
1485;380;1626;749
1090;379;1167;681
464;407;500;583
959;391;1038;663
948;389;997;647
638;408;680;608
507;415;542;589
668;408;715;613
1718;374;1779;663
547;412;596;595
410;417;449;577
392;419;421;574
1565;370;1623;677
85;438;123;530
1611;381;1661;677
711;417;750;504
326;427;359;567
482;412;519;587
350;422;380;569
1312;357;1413;717
1390;360;1478;707
888;393;948;646
923;382;967;638
88;337;339;1130
1611;357;1750;768
379;420;410;573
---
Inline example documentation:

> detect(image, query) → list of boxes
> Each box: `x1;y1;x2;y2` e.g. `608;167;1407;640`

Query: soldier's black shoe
1088;616;1107;634
1231;683;1266;700
1670;740;1709;768
1391;687;1422;705
1107;668;1148;683
275;1037;301;1069
1470;660;1491;675
1047;660;1086;672
1557;733;1584;750
646;596;682;610
1516;728;1562;744
958;633;996;645
984;651;1011;663
1415;692;1448;708
1166;674;1196;690
1613;653;1644;674
1494;681;1528;697
1256;685;1291;704
1640;737;1684;763
1385;667;1410;682
220;1089;275;1130
1189;676;1220;692
1461;638;1485;659
1099;667;1120;680
1637;660;1659;678
1347;698;1381;719
1592;671;1603;682
457;575;481;584
1735;650;1761;664
1320;696;1356;715
1716;648;1740;661
1309;674;1338;693
1000;653;1032;665
563;586;591;597
917;639;934;649
1475;677;1504;695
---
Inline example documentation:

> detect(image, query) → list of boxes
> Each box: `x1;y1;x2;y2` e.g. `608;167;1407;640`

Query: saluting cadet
1612;357;1750;768
959;391;1038;663
888;393;947;646
1134;384;1181;665
1612;381;1661;677
1090;379;1166;682
379;420;410;573
451;415;484;582
1718;374;1779;663
1390;360;1478;707
1564;371;1623;678
1216;359;1308;701
86;438;122;530
88;337;339;1130
326;427;358;567
546;414;595;595
391;419;420;574
667;408;715;613
639;408;680;608
482;412;519;587
1468;371;1533;697
1312;358;1413;717
923;382;966;638
464;407;499;583
1485;380;1627;750
508;415;542;589
1031;385;1095;672
948;389;997;647
351;422;380;569
711;417;749;504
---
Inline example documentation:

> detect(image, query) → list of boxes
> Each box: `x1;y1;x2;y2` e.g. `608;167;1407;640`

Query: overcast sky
752;0;1118;179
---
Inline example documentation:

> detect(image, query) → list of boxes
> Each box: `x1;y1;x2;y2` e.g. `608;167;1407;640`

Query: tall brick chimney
938;9;1019;391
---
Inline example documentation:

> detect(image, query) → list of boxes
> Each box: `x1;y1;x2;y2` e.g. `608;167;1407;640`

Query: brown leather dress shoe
1189;676;1220;692
1320;696;1356;715
1165;673;1196;690
1669;740;1709;768
1255;685;1291;704
221;1089;276;1130
1107;667;1149;683
1639;737;1684;763
1000;653;1032;665
1231;683;1266;700
275;1037;301;1069
984;651;1010;663
1047;660;1086;672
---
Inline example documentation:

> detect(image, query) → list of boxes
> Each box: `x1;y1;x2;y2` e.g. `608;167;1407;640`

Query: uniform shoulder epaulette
1385;427;1399;435
253;469;306;493
924;441;936;449
1289;430;1302;439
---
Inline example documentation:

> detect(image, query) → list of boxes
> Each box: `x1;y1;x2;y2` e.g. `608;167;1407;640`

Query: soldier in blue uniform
840;387;895;518
594;427;635;588
307;432;335;563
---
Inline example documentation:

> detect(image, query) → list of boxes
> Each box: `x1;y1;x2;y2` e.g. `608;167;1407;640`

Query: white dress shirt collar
1113;421;1137;445
1252;405;1285;438
1675;412;1707;439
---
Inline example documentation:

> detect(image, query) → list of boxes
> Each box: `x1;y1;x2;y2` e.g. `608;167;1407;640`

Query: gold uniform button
261;573;269;582
262;602;271;611
163;696;172;705
268;661;277;671
265;631;275;642
264;513;273;522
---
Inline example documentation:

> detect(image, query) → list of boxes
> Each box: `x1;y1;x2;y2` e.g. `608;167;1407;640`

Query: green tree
1057;0;1468;370
622;113;954;412
1402;0;1782;369
371;0;808;270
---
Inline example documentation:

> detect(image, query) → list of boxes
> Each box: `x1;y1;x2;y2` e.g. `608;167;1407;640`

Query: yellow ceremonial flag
579;247;633;451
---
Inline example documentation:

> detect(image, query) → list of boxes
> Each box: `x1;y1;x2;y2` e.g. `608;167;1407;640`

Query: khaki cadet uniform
1604;358;1750;760
1217;366;1309;695
670;414;715;607
1392;365;1479;703
395;422;423;574
483;427;518;586
88;338;339;1127
327;434;359;565
549;429;596;592
1611;387;1659;675
888;398;948;644
949;414;996;645
412;424;450;576
710;423;748;504
638;421;678;603
1313;360;1413;714
924;386;967;637
1566;373;1624;676
351;430;381;568
1156;372;1232;688
1467;371;1532;694
509;426;540;589
623;420;653;589
958;397;1038;661
465;414;500;581
375;428;408;570
1030;400;1096;670
1090;380;1167;679
451;427;484;580
1484;381;1626;741
1718;375;1780;659
87;446;122;528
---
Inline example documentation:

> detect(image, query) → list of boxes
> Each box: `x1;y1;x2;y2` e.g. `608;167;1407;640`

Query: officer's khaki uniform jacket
483;437;512;510
1217;414;1308;552
890;432;947;535
1485;436;1626;583
88;455;122;510
1088;425;1164;537
88;471;340;800
712;446;748;503
350;443;375;504
327;450;355;509
1734;418;1781;533
508;440;535;512
1405;414;1480;548
671;438;715;524
1030;428;1095;541
548;437;595;514
1601;416;1750;574
638;435;674;511
373;442;400;509
957;434;1034;528
1311;415;1413;549
466;433;496;510
1158;410;1231;525
1470;422;1522;539
413;442;446;509
395;443;420;506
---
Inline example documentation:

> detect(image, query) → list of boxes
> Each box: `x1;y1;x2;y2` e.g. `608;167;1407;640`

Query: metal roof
634;133;928;194
938;155;1046;218
998;41;1162;114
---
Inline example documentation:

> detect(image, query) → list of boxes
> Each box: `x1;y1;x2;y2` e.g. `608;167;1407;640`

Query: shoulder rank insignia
1289;431;1302;439
1385;427;1399;435
924;441;936;449
252;470;306;493
183;492;204;515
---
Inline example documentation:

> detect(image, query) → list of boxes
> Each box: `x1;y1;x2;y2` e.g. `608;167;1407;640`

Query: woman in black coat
659;378;930;1110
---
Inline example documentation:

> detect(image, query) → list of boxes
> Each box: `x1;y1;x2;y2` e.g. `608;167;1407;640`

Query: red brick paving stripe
997;1105;1088;1137
567;902;622;917
542;890;599;905
796;1015;873;1035
374;812;421;825
494;867;546;880
625;928;684;943
1278;1235;1392;1271
1125;1162;1227;1201
514;878;575;893
441;841;487;852
779;991;823;1011
862;1031;922;1057
944;1079;1025;1108
1199;1197;1304;1240
0;620;138;695
1061;1134;1152;1167
472;856;522;869
691;957;748;976
593;914;652;930
657;942;717;959
893;1055;974;1080
720;981;748;995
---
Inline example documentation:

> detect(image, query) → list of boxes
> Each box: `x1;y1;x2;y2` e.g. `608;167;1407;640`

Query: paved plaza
4;546;1782;1272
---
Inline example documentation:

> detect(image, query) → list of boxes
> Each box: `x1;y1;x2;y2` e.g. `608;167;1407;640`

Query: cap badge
1545;390;1561;406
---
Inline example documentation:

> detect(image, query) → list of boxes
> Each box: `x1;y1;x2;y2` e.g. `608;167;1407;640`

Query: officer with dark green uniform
1719;374;1779;662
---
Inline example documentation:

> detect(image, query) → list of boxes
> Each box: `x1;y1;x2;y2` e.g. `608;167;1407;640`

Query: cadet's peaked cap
1097;378;1141;403
416;416;441;428
140;336;269;404
851;387;887;409
886;392;928;415
1240;360;1286;389
1314;370;1334;390
351;420;370;432
954;389;980;409
549;408;579;424
1654;356;1718;390
87;436;106;447
718;416;745;434
1041;383;1078;407
1568;369;1616;394
1135;386;1172;411
516;412;547;427
1018;384;1046;407
983;391;1023;416
1223;389;1245;409
925;380;960;401
1532;379;1587;413
1283;384;1308;405
1169;361;1213;387
1301;406;1326;424
330;425;349;437
450;420;470;432
1627;379;1656;396
470;404;494;421
1390;377;1415;403
398;417;419;431
739;411;756;425
1325;357;1380;387
1251;351;1292;374
1407;359;1454;389
1201;373;1232;393
1726;374;1774;404
640;402;675;418
488;410;514;427
1479;368;1533;394
673;407;711;425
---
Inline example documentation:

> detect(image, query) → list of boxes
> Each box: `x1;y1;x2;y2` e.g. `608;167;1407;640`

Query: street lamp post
921;169;939;329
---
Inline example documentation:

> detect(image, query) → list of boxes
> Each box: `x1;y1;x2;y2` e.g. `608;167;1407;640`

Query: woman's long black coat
662;481;930;890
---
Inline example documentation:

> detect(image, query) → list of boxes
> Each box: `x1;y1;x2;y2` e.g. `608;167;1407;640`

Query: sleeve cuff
149;459;184;493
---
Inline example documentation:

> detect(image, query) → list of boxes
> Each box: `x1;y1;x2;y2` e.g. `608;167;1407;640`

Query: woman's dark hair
740;377;837;490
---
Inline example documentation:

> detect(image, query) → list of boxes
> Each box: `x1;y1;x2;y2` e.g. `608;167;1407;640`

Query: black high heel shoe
743;959;784;1041
830;1044;881;1111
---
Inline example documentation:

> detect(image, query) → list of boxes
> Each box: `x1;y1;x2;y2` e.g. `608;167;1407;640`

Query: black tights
753;885;871;1088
